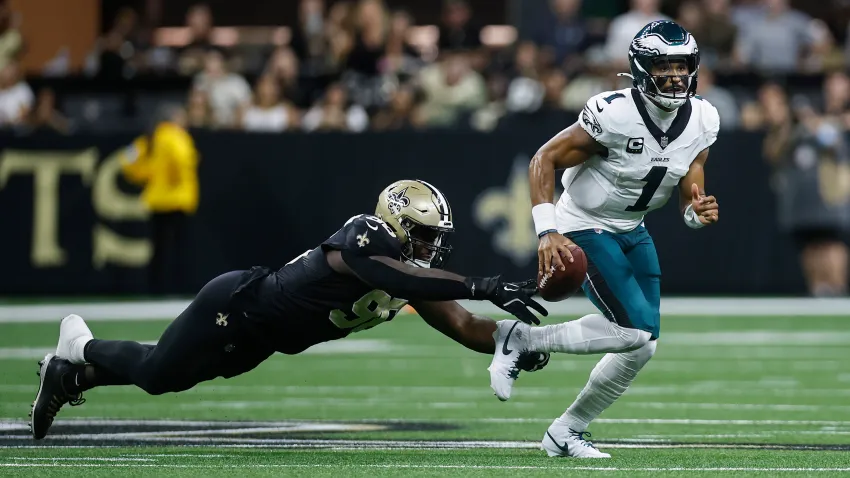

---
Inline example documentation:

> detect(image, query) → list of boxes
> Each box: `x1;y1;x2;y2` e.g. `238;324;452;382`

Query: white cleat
487;320;531;401
55;314;93;364
542;421;611;458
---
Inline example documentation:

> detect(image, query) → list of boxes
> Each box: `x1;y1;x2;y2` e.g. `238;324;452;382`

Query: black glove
516;351;550;372
471;276;548;325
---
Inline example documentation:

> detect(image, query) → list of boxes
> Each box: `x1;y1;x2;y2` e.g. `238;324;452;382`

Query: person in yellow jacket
121;105;199;295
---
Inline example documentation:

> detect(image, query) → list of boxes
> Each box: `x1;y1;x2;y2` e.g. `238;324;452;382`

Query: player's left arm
412;300;496;353
678;147;719;227
411;299;550;371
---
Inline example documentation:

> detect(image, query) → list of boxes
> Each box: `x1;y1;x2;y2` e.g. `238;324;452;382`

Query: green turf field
1;303;849;476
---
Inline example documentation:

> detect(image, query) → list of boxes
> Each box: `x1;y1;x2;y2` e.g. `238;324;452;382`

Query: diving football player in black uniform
30;179;550;439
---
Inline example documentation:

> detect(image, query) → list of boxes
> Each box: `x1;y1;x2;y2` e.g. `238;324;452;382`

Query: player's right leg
488;230;654;401
30;270;274;440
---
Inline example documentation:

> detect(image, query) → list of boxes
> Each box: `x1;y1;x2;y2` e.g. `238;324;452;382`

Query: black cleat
30;354;85;440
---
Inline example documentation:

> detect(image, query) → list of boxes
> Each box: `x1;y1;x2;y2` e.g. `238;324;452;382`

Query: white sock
71;337;92;364
529;314;650;354
559;340;657;431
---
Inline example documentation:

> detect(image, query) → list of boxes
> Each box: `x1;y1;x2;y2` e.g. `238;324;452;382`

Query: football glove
517;351;551;372
478;276;548;325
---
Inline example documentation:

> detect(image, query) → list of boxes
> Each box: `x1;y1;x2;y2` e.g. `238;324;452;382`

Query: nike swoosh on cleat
502;321;519;355
546;431;569;454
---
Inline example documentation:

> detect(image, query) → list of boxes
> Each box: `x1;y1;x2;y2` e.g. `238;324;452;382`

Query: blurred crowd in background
2;0;850;297
2;0;850;134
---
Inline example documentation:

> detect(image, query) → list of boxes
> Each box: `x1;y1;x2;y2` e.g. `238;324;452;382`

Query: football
537;245;587;302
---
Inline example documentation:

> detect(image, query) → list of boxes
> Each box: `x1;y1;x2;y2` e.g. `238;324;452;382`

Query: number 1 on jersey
625;166;668;212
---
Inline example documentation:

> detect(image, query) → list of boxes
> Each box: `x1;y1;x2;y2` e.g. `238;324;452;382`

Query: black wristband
464;276;501;300
538;229;558;238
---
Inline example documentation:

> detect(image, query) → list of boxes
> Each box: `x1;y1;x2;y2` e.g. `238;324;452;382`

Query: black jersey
231;214;412;354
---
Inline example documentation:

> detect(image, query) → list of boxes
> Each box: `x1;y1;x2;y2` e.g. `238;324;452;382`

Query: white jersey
556;88;720;234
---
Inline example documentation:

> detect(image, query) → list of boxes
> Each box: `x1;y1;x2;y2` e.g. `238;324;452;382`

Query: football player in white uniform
486;20;720;458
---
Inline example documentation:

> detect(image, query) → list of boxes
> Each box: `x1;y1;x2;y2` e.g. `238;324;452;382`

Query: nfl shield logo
660;135;669;149
594;228;603;234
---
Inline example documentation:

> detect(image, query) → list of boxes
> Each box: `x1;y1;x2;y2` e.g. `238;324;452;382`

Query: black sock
61;364;133;394
61;365;89;394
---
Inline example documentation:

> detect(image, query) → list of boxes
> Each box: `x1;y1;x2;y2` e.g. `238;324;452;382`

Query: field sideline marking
0;463;849;471
2;298;850;322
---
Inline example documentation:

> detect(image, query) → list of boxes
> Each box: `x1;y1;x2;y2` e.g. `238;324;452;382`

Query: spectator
505;41;545;113
730;0;767;33
290;0;330;76
0;61;32;127
121;105;200;295
734;0;817;74
417;50;487;127
371;84;421;130
241;75;300;133
176;4;221;76
541;69;568;111
695;67;739;130
325;0;358;72
302;82;369;132
193;50;252;128
264;46;308;108
378;9;423;82
346;0;389;77
698;0;738;69
438;0;482;52
27;88;71;134
604;0;671;69
0;0;22;70
532;0;590;72
186;88;213;128
741;81;787;131
762;82;850;297
471;74;508;132
823;71;850;129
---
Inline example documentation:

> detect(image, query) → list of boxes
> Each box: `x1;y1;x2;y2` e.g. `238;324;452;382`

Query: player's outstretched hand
516;351;551;372
538;232;575;278
480;277;548;325
690;183;719;225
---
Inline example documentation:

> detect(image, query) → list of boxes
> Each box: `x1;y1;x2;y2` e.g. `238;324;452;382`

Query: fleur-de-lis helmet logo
386;187;411;215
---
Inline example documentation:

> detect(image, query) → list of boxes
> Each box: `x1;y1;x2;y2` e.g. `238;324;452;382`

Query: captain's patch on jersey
627;137;645;154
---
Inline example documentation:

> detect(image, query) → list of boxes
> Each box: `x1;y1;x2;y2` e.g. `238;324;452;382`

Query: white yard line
0;463;848;471
0;339;395;360
1;298;850;322
4;417;850;428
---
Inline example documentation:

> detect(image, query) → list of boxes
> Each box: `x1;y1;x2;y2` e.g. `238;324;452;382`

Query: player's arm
326;251;547;324
411;300;496;353
530;121;606;275
678;148;719;227
411;299;551;371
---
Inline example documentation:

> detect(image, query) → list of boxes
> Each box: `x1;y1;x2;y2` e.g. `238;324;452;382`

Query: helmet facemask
632;54;698;110
398;218;453;269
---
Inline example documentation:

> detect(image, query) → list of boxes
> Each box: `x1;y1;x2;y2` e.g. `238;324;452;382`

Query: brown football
537;245;588;302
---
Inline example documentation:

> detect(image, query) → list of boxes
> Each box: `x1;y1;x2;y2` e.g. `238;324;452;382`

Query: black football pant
150;211;188;295
84;271;275;395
